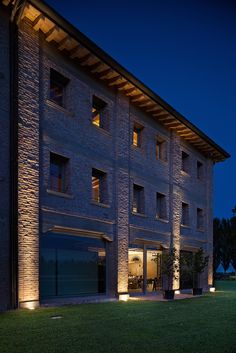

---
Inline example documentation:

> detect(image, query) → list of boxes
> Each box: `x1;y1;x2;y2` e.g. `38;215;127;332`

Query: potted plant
160;247;180;300
192;248;209;295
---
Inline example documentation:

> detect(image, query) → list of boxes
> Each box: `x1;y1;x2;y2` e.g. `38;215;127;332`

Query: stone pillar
115;93;130;296
18;20;40;309
169;132;182;289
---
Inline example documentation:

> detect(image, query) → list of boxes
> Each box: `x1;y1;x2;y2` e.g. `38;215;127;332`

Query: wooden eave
3;0;230;162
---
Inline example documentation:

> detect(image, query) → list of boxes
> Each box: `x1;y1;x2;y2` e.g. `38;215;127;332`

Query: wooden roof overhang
2;0;230;162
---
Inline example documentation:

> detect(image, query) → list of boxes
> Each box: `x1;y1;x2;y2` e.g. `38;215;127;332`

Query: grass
1;281;236;353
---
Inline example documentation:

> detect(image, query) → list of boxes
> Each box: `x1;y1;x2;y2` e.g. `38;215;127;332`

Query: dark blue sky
47;0;235;218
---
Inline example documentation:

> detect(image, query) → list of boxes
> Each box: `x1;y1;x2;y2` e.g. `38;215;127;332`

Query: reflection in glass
40;233;106;298
146;250;162;292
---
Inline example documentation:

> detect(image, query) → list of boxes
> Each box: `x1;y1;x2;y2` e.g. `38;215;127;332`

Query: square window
181;151;190;173
181;202;189;226
50;153;69;193
92;96;108;130
197;208;204;229
197;161;203;179
132;184;144;214
156;137;167;161
50;69;69;107
133;123;143;148
156;192;167;220
92;168;108;204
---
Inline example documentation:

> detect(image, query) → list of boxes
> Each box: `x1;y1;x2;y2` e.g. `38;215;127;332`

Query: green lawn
1;281;236;353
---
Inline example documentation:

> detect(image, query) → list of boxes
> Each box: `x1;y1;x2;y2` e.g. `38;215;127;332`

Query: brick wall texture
1;15;214;308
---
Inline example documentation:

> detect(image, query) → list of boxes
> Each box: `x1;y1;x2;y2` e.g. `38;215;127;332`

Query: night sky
47;0;235;219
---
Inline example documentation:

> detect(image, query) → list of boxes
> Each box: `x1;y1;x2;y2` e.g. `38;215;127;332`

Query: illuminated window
133;123;143;147
92;168;107;204
92;96;108;129
156;137;167;161
181;202;189;226
197;208;204;229
156;192;167;220
181;151;190;173
50;153;69;193
50;69;69;107
197;161;203;179
133;184;144;214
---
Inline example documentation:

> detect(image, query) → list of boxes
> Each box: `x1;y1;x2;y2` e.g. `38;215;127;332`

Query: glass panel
40;233;106;299
50;79;64;106
146;250;162;292
128;248;143;292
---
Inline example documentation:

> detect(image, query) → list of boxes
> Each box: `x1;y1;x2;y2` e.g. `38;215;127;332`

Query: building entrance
128;245;162;294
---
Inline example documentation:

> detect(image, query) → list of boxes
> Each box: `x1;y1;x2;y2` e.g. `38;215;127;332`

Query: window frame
49;152;69;194
49;68;69;108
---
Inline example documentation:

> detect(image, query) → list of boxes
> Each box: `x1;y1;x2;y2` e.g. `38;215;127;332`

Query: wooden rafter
69;44;83;59
45;25;60;42
97;68;113;79
33;14;45;31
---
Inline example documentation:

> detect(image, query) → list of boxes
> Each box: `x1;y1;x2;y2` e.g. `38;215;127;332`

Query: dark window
197;208;204;229
197;161;203;179
50;153;69;193
181;202;189;226
92;96;108;130
133;184;144;214
40;233;106;298
133;123;143;148
156;192;167;220
92;168;108;204
50;69;69;107
156;137;167;161
181;151;190;173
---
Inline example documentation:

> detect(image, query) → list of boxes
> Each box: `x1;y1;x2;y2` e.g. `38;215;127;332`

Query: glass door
128;248;144;293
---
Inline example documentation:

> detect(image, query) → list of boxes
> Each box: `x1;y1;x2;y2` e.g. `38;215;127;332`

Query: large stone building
0;0;229;311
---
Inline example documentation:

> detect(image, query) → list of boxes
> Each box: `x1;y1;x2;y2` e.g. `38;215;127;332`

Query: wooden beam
107;75;122;86
124;87;137;95
89;61;103;73
97;68;113;79
164;121;183;128
45;25;60;42
136;100;152;107
69;44;83;59
155;114;170;121
116;81;129;90
77;53;93;64
58;35;72;50
33;14;45;31
131;94;146;103
146;105;162;113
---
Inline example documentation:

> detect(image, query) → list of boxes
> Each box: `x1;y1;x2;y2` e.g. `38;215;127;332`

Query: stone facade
0;3;223;310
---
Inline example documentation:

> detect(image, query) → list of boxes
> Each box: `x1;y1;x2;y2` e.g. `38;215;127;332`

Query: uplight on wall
209;287;216;292
119;293;130;302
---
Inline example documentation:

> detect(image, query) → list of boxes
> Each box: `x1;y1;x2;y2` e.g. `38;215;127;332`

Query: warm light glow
175;290;180;294
21;301;39;310
133;130;138;146
210;287;215;292
92;107;100;127
119;294;129;301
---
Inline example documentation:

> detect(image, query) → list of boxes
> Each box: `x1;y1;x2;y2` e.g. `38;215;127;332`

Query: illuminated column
115;93;130;296
169;132;181;289
206;159;214;287
17;20;40;309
